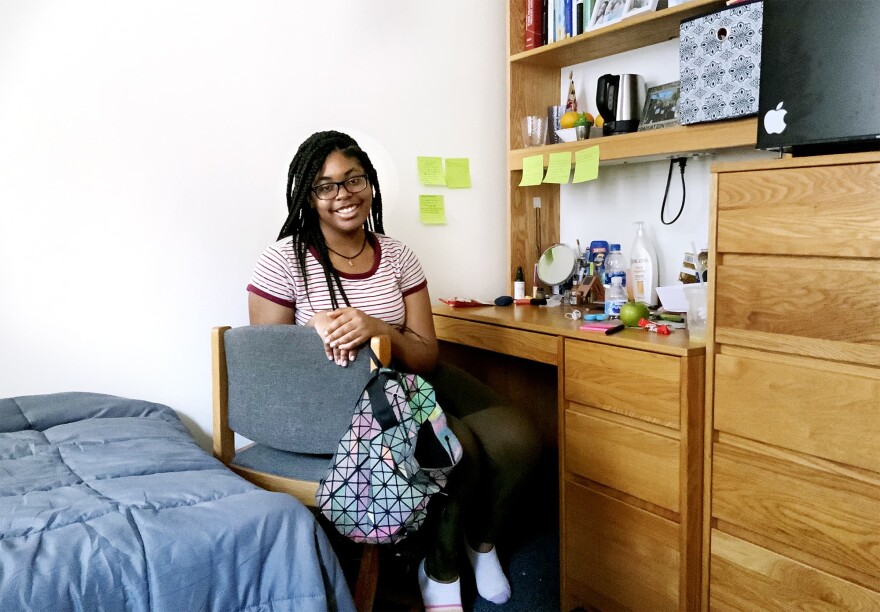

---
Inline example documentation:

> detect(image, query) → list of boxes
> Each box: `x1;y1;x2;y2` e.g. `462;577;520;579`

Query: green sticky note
419;194;446;224
417;157;445;186
444;158;471;188
573;146;600;183
518;155;545;186
542;152;572;184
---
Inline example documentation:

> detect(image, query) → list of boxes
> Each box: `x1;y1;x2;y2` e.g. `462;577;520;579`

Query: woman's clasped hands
311;307;386;367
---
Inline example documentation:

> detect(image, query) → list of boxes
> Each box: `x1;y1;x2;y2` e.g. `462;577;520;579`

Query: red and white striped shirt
247;232;428;328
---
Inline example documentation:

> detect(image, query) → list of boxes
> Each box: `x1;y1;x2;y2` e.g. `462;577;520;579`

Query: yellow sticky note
518;155;545;186
417;157;445;186
543;152;572;184
444;158;471;188
419;195;446;224
573;146;600;183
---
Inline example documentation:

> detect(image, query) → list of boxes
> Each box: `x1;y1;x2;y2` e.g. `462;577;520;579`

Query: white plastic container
630;221;658;306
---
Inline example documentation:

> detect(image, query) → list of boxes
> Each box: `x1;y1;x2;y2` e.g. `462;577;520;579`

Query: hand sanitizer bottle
630;221;658;306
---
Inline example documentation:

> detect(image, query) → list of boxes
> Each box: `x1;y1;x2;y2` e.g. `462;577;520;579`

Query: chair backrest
212;325;387;457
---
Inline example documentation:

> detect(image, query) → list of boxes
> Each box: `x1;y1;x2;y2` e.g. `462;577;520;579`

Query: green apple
619;301;650;327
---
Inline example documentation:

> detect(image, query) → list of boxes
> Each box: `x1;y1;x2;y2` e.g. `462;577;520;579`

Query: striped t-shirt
247;232;428;328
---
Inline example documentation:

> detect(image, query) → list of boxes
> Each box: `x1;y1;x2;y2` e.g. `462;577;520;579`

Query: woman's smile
313;150;373;235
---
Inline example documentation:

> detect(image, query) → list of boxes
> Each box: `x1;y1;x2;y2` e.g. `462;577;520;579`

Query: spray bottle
630;221;658;306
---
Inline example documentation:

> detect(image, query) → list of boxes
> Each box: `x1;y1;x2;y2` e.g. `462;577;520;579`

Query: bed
0;392;355;611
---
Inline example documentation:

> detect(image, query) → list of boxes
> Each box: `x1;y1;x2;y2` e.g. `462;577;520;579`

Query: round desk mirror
537;244;577;287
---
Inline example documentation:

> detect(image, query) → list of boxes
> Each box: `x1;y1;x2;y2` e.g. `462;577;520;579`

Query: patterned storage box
678;1;763;125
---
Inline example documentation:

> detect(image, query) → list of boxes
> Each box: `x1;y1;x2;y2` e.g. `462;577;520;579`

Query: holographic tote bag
316;358;463;545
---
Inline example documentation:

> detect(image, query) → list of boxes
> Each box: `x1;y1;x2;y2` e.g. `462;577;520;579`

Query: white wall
0;2;776;447
0;1;508;447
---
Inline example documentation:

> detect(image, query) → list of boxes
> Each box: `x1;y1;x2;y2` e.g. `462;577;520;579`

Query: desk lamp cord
661;157;688;225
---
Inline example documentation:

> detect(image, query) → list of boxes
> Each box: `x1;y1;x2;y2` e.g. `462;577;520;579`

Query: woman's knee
443;414;480;490
464;406;541;475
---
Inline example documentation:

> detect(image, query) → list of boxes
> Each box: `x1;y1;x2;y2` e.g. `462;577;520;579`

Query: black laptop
757;0;880;155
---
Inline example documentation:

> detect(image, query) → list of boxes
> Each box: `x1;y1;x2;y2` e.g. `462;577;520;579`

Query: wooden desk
433;304;705;611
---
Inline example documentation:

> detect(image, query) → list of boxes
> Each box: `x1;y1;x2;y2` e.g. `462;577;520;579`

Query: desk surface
432;303;704;358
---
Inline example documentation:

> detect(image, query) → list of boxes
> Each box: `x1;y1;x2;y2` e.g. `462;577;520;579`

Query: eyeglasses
311;175;369;200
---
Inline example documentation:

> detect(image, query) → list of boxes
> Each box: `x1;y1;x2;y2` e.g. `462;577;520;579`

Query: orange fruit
560;111;580;129
594;114;604;128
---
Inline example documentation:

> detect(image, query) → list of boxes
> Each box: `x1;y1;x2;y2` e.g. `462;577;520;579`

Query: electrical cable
660;157;688;225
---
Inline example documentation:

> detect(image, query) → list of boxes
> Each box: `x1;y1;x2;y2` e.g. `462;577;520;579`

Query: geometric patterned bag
315;356;463;544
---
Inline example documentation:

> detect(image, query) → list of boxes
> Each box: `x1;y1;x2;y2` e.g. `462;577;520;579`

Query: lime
619;301;650;327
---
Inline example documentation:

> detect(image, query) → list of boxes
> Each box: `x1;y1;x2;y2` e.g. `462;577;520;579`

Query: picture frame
622;0;661;19
588;0;627;30
638;81;681;131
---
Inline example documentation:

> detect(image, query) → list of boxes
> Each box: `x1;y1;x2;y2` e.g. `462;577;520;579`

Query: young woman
247;130;539;610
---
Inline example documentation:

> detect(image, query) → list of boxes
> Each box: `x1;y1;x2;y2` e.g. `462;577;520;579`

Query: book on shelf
575;0;584;35
525;0;543;49
554;0;571;41
542;0;549;45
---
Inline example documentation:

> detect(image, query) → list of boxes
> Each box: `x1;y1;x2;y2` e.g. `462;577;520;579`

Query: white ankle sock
418;558;463;611
465;542;511;605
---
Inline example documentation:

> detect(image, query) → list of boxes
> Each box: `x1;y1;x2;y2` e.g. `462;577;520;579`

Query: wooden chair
212;324;390;612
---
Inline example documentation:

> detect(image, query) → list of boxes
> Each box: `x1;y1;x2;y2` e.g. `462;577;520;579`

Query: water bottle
604;276;627;318
604;243;627;289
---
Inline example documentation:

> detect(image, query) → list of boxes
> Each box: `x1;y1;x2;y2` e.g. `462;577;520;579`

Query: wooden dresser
703;153;880;609
432;306;705;610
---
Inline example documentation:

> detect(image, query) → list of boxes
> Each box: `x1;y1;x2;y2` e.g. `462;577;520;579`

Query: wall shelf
509;117;758;170
510;0;725;68
506;0;747;286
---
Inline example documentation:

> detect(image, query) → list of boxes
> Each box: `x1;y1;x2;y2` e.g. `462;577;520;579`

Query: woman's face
311;150;372;238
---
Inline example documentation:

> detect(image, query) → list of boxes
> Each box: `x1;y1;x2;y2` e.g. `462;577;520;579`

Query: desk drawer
712;442;880;583
716;163;880;258
433;316;557;364
714;351;880;472
565;340;681;428
714;258;880;366
565;406;679;511
564;481;679;612
710;530;880;610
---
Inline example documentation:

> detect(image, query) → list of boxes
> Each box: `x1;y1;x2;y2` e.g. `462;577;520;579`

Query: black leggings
421;362;541;581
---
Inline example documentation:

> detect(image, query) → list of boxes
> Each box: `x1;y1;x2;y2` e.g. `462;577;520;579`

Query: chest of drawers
703;153;880;609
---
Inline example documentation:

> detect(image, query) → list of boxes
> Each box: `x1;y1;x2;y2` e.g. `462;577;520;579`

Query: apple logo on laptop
764;101;787;134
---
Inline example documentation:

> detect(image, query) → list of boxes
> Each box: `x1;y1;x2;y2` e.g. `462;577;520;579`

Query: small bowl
555;126;592;143
555;128;578;143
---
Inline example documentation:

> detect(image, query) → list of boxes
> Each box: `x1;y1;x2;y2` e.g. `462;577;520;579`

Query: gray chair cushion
232;444;333;483
224;325;373;455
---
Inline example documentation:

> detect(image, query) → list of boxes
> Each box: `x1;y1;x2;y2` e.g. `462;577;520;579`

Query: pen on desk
604;323;625;335
576;239;582;257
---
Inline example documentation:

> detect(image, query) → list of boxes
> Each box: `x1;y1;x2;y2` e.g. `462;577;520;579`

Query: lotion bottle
630;221;658;306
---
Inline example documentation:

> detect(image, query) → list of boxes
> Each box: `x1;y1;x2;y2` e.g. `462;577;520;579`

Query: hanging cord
660;157;688;225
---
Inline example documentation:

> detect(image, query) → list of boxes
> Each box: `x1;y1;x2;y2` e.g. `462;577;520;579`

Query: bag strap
367;371;400;431
361;342;385;370
362;345;400;432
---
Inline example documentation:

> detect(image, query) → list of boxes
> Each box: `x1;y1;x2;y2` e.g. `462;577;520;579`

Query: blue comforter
0;392;355;612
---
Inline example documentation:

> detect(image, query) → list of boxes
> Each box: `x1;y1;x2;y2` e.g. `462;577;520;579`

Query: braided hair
277;131;385;310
